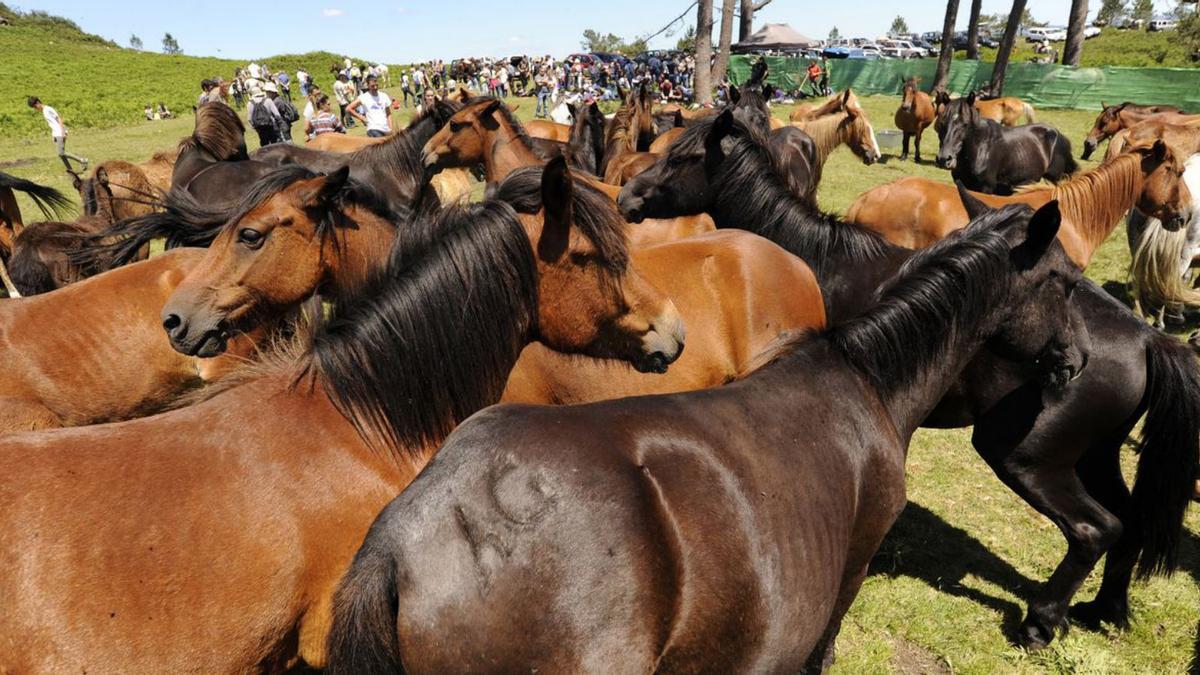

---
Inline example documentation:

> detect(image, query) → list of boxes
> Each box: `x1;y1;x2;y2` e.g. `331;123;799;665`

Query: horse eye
238;228;265;248
449;121;464;132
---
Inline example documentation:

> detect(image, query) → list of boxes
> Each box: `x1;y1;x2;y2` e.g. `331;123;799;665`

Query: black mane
308;200;538;453
0;171;74;222
490;165;629;271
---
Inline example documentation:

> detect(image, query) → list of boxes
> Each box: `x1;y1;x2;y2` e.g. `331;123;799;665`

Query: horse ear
956;181;991;220
1101;100;1107;110
482;99;504;119
303;165;351;209
842;89;851;105
708;108;736;150
1015;200;1062;268
538;155;572;262
589;102;601;117
729;84;741;104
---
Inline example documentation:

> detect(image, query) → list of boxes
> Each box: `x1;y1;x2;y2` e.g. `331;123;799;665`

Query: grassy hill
976;27;1198;68
0;4;402;139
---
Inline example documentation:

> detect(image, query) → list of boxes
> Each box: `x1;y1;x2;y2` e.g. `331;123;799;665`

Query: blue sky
22;0;1185;64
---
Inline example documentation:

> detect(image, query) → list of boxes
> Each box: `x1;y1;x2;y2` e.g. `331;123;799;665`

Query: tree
1095;0;1126;26
829;26;841;41
129;34;142;50
711;0;737;86
694;0;714;105
676;25;696;52
1131;0;1154;26
581;29;647;57
1062;0;1089;65
966;0;983;59
890;16;910;36
161;32;181;55
932;0;960;92
738;0;775;41
989;0;1029;95
1171;7;1200;57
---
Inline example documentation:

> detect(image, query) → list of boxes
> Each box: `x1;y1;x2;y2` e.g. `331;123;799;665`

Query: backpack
250;100;275;129
276;99;299;124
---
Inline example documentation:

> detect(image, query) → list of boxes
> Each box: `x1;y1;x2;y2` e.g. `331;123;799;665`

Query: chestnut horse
1083;101;1188;159
0;169;682;672
7;216;121;295
0;247;265;430
789;89;860;122
934;90;1036;127
525;118;572;143
617;110;1200;648
846;139;1190;267
789;103;881;167
73;148;179;223
894;76;936;162
421;97;715;245
326;200;1088;673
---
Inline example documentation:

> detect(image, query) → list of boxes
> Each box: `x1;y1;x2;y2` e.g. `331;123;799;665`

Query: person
333;72;355;127
305;95;345;138
806;60;822;97
231;76;245;109
157;102;174;119
401;71;414;107
247;82;286;146
27;96;87;172
819;57;831;95
534;66;551;118
348;74;393;137
197;79;214;105
275;71;292;102
269;83;298;143
302;85;323;123
297;68;310;96
415;88;438;116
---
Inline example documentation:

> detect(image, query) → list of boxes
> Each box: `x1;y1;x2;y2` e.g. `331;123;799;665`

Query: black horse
937;93;1078;195
768;126;822;208
618;110;1200;650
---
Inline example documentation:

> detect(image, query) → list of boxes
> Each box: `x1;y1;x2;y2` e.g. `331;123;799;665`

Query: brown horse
1083;101;1189;159
7;216;118;295
934;91;1036;129
325;200;1088;674
0;247;262;431
789;89;860;122
421;97;714;245
894;76;936;162
648;125;685;154
525;118;572;143
73;148;179;223
0;166;681;672
603;151;660;186
1103;113;1200;162
845;139;1190;267
789;104;881;166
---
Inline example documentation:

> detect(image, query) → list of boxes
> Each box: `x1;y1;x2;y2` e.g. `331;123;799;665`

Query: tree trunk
989;0;1028;95
932;0;960;91
739;0;754;41
1062;0;1089;66
695;0;714;105
711;0;738;87
966;0;983;59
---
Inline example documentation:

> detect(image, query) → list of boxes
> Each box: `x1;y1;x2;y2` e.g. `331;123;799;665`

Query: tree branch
751;0;774;10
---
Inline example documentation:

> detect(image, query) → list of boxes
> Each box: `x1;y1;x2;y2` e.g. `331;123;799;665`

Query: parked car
949;32;997;50
1025;26;1068;42
879;39;927;59
913;38;938;54
846;48;881;61
922;31;942;44
1149;18;1178;32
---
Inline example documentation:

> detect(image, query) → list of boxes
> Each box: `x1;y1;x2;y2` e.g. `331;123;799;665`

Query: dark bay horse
171;102;274;208
936;93;1077;195
564;101;607;176
0;171;681;672
1083;101;1188;159
894;76;936;163
768;127;822;208
617;110;1200;649
325;199;1087;673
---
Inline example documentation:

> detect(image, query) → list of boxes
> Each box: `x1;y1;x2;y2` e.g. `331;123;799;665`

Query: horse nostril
163;314;182;333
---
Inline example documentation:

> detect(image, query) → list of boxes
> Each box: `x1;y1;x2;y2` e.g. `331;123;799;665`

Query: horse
894;76;936;163
789;89;860;122
1126;155;1200;326
526;118;572;143
1083;101;1188;159
420;97;715;246
847;139;1190;267
0;166;682;672
171;102;274;208
7;216;119;295
0;171;72;246
325;198;1088;674
935;90;1036;127
72;148;179;224
0;246;267;431
730;59;774;138
768;127;822;208
788;102;881;167
936;94;1077;195
617;110;1200;648
600;82;656;181
564;101;607;177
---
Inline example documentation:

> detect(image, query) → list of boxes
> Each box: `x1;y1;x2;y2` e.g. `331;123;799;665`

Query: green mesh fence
728;56;1200;112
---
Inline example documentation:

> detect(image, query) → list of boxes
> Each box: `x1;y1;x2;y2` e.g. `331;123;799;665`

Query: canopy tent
731;23;818;53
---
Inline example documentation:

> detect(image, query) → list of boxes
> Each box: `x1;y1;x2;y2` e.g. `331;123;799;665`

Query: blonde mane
1014;151;1147;248
792;109;874;164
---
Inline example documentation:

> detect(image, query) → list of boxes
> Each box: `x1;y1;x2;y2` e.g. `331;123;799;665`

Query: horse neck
323;206;400;300
1050;152;1144;259
800;113;846;164
484;118;542;183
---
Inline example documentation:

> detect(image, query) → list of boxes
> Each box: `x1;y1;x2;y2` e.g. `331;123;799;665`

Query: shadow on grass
869;501;1034;638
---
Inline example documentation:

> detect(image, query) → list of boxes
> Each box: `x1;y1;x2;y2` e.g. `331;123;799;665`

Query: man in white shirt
27;96;88;172
348;74;393;137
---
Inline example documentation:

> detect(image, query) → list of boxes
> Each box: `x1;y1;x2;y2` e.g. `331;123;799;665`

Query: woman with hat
247;81;286;146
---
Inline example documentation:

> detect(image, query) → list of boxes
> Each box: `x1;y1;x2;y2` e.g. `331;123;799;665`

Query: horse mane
304;200;538;454
826;205;1026;398
790;110;863;163
178;103;247;161
490;164;630;271
1013;150;1143;240
675;116;888;279
0;171;74;221
148;146;182;166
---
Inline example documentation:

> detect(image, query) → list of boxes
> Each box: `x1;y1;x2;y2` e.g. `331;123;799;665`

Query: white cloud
322;8;345;17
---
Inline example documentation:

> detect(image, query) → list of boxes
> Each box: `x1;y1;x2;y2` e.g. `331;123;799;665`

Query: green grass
0;5;404;139
976;27;1198;69
0;91;1196;673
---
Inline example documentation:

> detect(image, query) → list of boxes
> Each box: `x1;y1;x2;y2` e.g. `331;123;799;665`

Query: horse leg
913;128;924;164
900;132;911;161
801;563;869;674
1069;425;1140;631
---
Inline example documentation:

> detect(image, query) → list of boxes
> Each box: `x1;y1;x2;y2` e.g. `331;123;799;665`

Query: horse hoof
1070;599;1130;631
1016;621;1054;650
899;154;909;161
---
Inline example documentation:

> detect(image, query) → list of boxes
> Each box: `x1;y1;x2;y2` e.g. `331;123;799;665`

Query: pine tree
890;16;910;37
1096;0;1126;26
162;32;182;55
129;34;142;50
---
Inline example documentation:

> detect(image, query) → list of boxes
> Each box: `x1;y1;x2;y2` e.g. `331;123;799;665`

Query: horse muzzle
1164;212;1188;232
162;312;231;358
617;191;647;224
1081;139;1097;160
634;306;686;374
936;156;955;170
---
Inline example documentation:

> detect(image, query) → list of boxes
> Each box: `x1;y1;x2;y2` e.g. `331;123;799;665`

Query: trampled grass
0;89;1197;672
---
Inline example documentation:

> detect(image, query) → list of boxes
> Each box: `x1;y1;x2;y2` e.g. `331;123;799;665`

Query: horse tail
1022;101;1037;124
1132;332;1200;578
0;172;74;220
326;542;404;675
8;239;59;296
1128;215;1200;315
